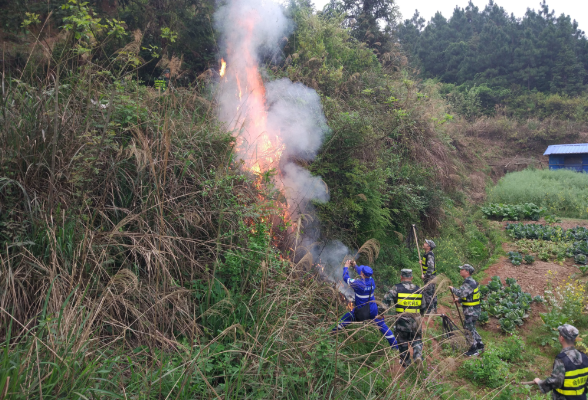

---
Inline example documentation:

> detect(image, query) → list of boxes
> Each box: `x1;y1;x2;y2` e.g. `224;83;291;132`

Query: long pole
451;291;465;329
412;224;423;276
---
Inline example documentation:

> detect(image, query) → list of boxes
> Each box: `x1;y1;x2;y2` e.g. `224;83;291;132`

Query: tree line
397;0;588;96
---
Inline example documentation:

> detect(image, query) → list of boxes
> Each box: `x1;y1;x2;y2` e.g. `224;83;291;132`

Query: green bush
488;169;588;219
496;335;525;362
461;348;510;388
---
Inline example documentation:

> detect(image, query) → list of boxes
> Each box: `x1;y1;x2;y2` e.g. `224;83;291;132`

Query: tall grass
0;6;534;399
487;169;588;219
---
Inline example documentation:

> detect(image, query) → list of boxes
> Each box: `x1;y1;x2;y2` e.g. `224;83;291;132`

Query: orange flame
221;10;285;183
219;58;226;77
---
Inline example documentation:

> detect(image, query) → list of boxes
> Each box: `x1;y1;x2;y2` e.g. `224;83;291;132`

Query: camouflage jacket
451;277;481;317
539;346;587;400
423;252;436;279
383;282;423;332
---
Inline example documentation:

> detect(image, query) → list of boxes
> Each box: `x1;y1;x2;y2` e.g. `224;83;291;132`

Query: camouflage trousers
394;327;423;367
422;277;437;314
464;314;483;348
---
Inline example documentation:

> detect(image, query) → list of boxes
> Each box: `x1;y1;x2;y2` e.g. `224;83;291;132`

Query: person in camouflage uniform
421;239;437;314
449;264;484;356
533;324;588;399
383;269;424;368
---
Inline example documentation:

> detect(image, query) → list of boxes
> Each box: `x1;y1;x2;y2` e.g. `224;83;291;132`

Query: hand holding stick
449;288;465;329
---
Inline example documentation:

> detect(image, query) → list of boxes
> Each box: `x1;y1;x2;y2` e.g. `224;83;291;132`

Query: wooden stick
517;381;536;386
451;291;465;329
412;224;423;276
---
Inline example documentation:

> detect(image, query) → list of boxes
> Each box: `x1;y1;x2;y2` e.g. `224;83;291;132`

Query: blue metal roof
544;144;588;155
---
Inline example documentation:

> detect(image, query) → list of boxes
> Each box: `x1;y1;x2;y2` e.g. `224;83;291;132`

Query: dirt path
481;243;578;297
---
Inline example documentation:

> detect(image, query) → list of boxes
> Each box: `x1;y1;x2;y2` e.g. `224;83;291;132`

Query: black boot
465;345;479;357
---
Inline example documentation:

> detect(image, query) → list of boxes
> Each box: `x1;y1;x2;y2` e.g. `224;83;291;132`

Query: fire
219;10;285;183
219;58;226;77
347;302;354;312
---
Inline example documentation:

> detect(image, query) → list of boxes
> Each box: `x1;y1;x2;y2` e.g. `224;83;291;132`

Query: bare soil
481;243;577;297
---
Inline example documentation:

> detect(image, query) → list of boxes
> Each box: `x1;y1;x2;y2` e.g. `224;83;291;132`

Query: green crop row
506;223;588;241
481;203;546;221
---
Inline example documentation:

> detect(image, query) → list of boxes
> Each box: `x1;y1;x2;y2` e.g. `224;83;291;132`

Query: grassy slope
1;3;586;399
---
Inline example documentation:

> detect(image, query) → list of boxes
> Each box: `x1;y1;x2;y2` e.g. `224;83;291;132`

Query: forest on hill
0;0;587;398
397;0;588;117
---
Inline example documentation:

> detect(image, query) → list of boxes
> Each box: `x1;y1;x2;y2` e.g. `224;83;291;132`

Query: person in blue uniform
332;260;398;349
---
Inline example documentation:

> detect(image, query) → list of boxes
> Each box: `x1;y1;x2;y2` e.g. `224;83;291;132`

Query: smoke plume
215;0;328;216
215;0;359;296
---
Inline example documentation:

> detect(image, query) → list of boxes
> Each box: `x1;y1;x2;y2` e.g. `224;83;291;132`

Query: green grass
488;169;588;219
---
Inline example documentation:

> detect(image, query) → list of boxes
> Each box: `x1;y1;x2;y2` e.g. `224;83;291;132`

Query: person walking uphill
332;260;398;350
421;240;437;314
383;269;424;368
532;324;588;399
449;264;484;356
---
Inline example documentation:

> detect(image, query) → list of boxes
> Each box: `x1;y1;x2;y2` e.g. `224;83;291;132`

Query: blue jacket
343;267;375;308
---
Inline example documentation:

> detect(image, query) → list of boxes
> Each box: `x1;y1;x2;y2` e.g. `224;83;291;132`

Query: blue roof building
544;144;588;172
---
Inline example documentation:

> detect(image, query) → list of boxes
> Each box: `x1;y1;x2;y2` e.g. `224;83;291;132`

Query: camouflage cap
400;269;413;278
425;239;436;249
459;264;475;274
558;324;579;341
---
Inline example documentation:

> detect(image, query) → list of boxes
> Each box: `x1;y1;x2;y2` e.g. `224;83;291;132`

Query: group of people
331;239;485;368
331;240;588;400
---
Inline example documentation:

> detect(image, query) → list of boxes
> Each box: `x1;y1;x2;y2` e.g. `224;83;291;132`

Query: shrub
461;348;510;388
542;273;587;346
544;274;587;322
496;335;525;362
523;254;535;264
488;169;588;219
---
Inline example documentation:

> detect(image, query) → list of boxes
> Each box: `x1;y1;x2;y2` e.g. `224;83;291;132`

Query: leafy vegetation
507;251;523;266
540;274;587;347
507;224;588;263
506;223;588;241
489;169;588;219
461;347;510;388
515;239;571;262
482;203;546;221
480;276;540;334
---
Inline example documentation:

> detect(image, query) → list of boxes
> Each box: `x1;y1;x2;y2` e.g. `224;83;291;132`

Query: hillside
0;0;587;398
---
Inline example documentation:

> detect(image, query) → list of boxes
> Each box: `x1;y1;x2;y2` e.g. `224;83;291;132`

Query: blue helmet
361;266;373;277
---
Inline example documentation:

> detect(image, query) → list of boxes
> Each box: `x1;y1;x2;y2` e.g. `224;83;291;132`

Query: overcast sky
311;0;588;33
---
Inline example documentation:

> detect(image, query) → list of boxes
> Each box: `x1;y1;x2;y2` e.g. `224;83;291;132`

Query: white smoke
311;240;357;300
214;0;329;214
215;0;356;298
